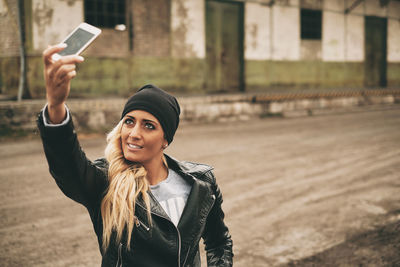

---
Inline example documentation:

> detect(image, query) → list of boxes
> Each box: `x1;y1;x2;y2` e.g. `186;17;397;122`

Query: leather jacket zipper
116;243;123;267
181;194;215;267
137;199;182;267
137;191;216;267
182;245;191;267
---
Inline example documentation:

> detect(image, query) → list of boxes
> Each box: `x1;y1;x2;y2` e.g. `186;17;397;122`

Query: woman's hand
42;44;84;123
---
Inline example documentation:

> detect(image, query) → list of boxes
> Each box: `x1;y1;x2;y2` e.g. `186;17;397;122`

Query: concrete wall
1;89;399;137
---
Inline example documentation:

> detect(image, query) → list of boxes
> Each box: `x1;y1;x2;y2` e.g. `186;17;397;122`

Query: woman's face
120;110;167;166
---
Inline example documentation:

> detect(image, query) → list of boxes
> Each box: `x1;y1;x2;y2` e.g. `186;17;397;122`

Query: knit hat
121;84;180;144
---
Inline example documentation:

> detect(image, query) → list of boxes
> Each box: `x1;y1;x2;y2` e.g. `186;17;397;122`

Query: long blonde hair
100;120;152;251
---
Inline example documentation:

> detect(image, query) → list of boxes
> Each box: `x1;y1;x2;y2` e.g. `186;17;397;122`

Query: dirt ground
1;105;399;266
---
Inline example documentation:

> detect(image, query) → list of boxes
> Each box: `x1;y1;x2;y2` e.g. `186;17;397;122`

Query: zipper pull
135;216;150;231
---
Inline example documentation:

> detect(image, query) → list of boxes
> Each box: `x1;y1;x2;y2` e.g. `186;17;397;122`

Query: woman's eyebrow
143;119;158;125
126;115;158;125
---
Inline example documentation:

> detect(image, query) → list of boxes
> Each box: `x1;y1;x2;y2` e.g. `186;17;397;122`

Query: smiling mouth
128;144;143;149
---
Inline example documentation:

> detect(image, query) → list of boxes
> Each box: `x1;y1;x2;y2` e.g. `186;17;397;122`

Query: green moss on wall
0;57;20;96
4;56;398;99
75;57;206;96
130;57;205;94
245;60;364;91
27;56;44;98
27;56;206;98
388;63;400;87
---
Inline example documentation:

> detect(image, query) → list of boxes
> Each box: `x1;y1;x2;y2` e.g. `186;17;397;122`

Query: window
84;0;126;28
301;9;322;40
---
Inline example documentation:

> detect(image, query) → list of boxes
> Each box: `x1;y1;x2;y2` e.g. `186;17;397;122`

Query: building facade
1;0;400;98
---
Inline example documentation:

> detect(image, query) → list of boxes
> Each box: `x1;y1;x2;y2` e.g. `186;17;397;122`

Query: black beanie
120;84;180;144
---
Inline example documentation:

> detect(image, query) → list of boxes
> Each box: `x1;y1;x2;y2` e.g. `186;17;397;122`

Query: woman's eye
145;123;155;130
124;118;134;125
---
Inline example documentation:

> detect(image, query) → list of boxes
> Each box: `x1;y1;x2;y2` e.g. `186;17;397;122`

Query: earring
163;144;168;148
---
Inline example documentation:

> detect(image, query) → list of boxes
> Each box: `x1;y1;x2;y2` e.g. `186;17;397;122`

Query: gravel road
1;105;399;266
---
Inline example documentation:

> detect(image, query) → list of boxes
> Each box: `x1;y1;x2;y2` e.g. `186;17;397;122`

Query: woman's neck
144;160;168;185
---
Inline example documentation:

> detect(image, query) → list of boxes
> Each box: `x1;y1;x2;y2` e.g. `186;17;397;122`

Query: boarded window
84;0;126;28
301;9;322;40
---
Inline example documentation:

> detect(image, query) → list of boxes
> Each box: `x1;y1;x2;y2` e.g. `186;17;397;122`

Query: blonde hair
100;120;152;252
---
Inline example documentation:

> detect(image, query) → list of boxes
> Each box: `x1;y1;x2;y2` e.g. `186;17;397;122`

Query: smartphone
52;22;101;61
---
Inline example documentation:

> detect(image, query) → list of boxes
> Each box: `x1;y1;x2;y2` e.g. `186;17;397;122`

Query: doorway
364;16;387;88
205;0;244;92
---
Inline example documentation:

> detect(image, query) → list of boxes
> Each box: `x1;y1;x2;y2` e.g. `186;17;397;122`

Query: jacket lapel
177;176;214;232
138;154;216;236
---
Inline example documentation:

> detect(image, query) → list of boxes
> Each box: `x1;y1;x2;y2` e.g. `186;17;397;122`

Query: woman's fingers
55;70;77;88
55;64;76;80
43;44;84;68
45;55;84;83
43;44;67;66
50;54;84;73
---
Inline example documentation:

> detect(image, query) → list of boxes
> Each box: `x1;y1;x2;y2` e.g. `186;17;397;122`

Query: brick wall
132;0;171;57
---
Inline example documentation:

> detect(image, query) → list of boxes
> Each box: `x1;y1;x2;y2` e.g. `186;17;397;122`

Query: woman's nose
128;124;141;138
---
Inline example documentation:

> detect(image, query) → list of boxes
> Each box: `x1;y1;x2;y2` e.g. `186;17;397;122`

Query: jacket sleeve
202;171;233;267
37;109;108;209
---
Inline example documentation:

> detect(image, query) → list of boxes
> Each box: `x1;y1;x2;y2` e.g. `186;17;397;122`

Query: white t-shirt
150;169;192;226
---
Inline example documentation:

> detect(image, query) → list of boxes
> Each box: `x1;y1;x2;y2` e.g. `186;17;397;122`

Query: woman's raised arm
42;44;84;123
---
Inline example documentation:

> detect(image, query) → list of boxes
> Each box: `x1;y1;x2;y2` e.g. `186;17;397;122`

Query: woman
37;44;233;267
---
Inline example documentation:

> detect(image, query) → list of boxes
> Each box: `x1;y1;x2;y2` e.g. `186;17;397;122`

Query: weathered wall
171;0;205;58
244;3;270;60
245;60;365;90
26;56;206;98
0;0;20;57
322;10;345;61
0;1;20;96
243;0;400;90
388;63;400;87
32;0;83;51
132;0;171;57
0;58;20;97
345;14;364;61
2;0;400;99
272;1;300;61
388;14;400;63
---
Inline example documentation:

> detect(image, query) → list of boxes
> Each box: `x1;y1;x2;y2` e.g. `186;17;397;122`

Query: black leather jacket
37;111;233;267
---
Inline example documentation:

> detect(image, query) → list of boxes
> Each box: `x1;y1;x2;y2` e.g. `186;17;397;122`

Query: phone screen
58;28;95;56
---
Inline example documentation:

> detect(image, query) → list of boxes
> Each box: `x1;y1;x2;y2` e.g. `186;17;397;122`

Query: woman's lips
128;143;143;150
